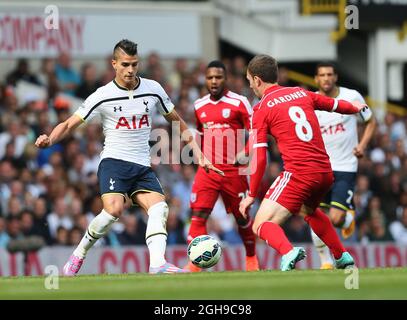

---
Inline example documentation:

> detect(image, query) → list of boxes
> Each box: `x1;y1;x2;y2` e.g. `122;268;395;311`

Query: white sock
147;234;167;268
311;229;334;266
73;209;118;258
146;202;168;268
342;211;354;229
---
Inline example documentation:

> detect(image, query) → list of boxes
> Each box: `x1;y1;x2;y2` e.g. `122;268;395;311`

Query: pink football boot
63;255;84;276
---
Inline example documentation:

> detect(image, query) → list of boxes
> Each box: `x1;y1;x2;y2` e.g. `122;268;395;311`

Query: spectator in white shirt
47;197;73;239
390;207;407;245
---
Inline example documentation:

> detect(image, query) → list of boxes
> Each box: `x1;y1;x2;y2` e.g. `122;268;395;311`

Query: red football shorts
264;170;334;214
190;167;248;214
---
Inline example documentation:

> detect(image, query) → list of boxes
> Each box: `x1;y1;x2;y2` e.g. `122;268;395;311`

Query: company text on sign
0;15;85;54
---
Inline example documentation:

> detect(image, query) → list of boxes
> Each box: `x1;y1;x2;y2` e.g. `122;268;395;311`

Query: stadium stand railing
302;0;347;42
398;21;407;42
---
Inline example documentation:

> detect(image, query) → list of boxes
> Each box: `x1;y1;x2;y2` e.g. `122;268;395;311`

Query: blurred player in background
35;39;222;276
308;62;376;269
240;54;366;271
184;60;259;272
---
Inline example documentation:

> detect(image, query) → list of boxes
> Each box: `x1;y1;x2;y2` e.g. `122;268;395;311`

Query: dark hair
315;61;337;75
113;39;138;59
207;60;226;72
247;54;278;83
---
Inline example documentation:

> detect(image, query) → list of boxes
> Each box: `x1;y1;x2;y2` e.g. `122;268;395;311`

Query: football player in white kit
309;62;376;269
35;39;223;275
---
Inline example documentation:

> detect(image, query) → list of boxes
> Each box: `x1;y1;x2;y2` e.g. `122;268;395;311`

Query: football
187;235;222;269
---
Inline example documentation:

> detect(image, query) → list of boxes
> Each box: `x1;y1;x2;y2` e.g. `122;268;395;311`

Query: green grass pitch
0;268;406;300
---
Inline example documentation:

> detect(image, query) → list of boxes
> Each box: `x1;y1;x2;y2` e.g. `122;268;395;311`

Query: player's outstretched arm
347;100;368;113
309;90;367;114
164;110;224;176
35;114;83;148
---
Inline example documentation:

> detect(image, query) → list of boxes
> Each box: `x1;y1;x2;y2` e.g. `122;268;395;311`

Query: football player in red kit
239;55;365;271
184;60;259;272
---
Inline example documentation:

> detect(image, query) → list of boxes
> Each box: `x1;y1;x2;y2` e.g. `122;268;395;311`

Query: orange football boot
246;255;260;271
183;261;202;272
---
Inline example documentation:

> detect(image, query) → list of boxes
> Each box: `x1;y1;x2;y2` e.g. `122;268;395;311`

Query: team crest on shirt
190;193;197;203
222;109;231;118
109;178;116;190
143;100;149;112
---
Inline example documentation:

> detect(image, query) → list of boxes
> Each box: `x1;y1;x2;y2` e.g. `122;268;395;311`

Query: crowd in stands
0;52;407;254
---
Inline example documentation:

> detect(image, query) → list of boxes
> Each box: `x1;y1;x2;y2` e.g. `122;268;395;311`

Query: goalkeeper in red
184;61;259;272
239;55;365;270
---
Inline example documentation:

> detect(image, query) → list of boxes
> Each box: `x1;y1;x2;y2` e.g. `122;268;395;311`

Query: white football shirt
315;86;372;172
75;77;174;166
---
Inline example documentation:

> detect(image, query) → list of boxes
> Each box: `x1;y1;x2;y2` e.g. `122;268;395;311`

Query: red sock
187;216;207;244
257;221;293;255
304;208;345;259
238;218;256;257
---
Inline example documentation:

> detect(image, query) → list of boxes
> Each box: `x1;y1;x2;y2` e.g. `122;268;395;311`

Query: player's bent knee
252;220;262;236
330;211;345;227
252;223;257;235
102;195;125;217
103;202;124;217
145;201;169;240
332;218;344;228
